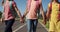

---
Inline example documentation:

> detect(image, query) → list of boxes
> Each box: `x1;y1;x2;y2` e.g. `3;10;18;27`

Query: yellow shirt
48;2;60;32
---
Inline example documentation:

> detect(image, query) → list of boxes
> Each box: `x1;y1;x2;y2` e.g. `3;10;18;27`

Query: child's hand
20;17;24;23
42;20;46;25
0;18;4;23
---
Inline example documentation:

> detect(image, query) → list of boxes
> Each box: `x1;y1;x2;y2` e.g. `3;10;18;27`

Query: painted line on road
13;22;48;32
39;22;49;32
13;23;26;32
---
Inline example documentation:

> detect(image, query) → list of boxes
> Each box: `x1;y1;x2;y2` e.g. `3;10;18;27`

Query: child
23;0;46;32
1;0;23;32
46;0;60;32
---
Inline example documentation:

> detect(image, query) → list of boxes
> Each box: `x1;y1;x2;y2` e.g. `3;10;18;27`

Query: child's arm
46;3;51;20
39;2;46;25
13;2;24;23
23;0;31;18
0;12;4;23
2;0;4;6
23;7;29;18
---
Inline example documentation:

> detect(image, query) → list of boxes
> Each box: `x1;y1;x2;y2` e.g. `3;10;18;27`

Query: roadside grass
38;19;49;29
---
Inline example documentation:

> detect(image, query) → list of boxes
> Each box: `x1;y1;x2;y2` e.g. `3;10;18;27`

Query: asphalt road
0;20;48;32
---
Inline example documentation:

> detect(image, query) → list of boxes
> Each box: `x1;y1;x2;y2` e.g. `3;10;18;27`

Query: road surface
0;20;48;32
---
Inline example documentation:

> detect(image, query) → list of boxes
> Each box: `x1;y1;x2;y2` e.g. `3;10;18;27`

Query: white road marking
13;22;48;32
39;22;48;32
13;24;26;32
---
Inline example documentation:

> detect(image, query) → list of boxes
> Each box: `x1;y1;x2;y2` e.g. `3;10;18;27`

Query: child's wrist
23;15;25;18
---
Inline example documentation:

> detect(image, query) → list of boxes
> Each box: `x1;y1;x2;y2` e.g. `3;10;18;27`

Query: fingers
42;20;46;25
20;19;24;23
20;17;24;23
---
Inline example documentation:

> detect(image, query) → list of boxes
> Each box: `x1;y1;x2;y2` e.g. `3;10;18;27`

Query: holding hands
20;16;24;23
20;15;25;23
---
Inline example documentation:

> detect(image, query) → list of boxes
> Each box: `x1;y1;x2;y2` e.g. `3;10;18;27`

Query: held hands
42;19;46;25
20;16;24;23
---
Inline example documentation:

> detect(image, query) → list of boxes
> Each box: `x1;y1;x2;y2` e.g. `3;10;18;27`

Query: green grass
38;19;49;29
45;21;49;29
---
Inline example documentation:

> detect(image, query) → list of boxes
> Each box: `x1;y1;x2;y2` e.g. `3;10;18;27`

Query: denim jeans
5;19;15;32
27;19;38;32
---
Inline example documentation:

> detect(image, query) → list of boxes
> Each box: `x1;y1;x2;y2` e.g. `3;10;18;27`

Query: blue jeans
5;19;15;32
27;19;38;32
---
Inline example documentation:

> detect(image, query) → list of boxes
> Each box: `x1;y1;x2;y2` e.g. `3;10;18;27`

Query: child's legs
27;19;33;32
5;19;15;32
32;19;38;32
